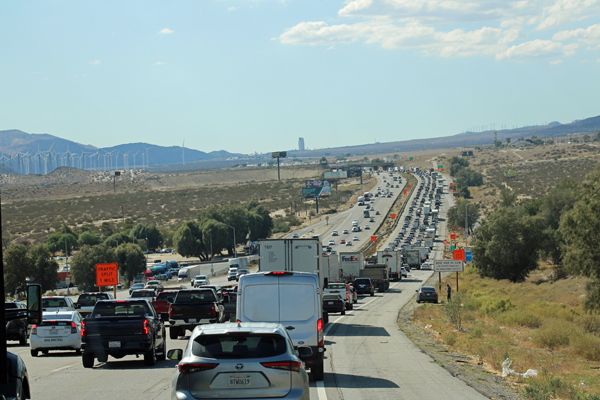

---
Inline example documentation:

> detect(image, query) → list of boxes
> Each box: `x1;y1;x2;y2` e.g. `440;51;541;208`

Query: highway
7;168;491;400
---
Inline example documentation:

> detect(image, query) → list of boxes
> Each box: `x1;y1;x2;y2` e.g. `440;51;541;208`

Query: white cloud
88;60;101;65
550;59;563;64
227;6;237;11
156;61;166;65
277;0;600;60
159;28;174;34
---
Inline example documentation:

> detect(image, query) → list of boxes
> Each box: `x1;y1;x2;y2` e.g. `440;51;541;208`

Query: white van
177;269;189;281
237;271;325;380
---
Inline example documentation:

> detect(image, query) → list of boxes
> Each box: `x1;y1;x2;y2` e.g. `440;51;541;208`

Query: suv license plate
109;341;121;348
229;376;251;387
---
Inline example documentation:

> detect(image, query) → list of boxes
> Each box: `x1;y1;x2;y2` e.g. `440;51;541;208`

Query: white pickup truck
324;282;353;310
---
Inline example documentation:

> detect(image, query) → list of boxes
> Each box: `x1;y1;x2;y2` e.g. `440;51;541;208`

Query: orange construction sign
453;249;465;262
96;263;119;287
391;214;396;219
370;236;377;242
450;234;456;240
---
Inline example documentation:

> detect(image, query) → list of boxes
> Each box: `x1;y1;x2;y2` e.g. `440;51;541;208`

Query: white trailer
339;252;363;282
258;238;324;287
322;254;340;284
376;250;401;281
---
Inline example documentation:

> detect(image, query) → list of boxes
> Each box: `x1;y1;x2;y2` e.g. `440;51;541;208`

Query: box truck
339;252;363;282
258;238;323;287
376;250;401;282
359;264;389;292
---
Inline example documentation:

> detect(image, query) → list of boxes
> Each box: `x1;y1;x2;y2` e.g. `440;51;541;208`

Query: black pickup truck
81;299;167;368
168;288;225;339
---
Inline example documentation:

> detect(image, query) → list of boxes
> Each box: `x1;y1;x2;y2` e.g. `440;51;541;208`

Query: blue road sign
465;252;473;262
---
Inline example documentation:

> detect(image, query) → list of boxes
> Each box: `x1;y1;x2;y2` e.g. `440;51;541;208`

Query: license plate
49;330;58;335
189;319;196;323
229;376;251;387
328;302;334;305
109;341;121;348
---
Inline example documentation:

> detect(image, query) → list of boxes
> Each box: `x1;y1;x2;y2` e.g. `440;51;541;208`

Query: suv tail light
169;304;173;317
178;363;219;373
143;319;149;335
71;322;77;334
261;361;302;371
31;324;37;336
80;321;85;337
211;303;216;316
317;318;323;347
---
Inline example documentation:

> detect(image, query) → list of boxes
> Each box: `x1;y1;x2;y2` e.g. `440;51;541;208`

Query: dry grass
410;266;600;398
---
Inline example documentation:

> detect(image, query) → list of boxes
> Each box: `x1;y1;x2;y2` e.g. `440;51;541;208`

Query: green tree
29;244;59;293
499;188;518;208
472;207;543;282
131;224;163;250
100;222;115;237
70;244;116;292
447;199;480;233
78;231;102;247
506;137;511;145
455;168;484;186
115;243;146;284
173;221;204;259
4;244;32;297
123;218;135;231
560;167;600;310
47;232;78;254
200;219;229;258
448;156;469;176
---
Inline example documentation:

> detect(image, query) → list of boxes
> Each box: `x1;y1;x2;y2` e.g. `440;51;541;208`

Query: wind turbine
132;151;139;170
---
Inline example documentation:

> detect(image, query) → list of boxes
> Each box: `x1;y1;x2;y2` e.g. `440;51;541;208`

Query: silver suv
168;322;311;400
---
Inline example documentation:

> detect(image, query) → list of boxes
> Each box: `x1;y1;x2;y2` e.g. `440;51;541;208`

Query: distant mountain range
2;114;599;174
0;129;243;174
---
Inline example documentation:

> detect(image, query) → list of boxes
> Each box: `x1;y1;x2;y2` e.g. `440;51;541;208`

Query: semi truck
359;264;389;292
376;250;401;281
339;252;363;282
258;238;324;287
322;254;340;286
405;248;421;270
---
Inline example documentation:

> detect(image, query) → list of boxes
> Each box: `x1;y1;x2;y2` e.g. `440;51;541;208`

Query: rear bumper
82;337;152;355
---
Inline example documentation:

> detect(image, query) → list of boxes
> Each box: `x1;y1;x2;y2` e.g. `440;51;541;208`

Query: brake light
211;303;216;316
346;293;349;300
71;321;77;334
177;362;219;373
169;304;173;317
31;324;37;335
116;300;126;303
266;271;292;276
143;319;149;335
317;318;323;347
261;361;302;371
80;321;85;337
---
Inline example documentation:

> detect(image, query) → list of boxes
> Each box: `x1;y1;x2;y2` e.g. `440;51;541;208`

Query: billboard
272;151;287;158
504;170;517;178
305;180;331;188
302;186;332;198
324;171;348;179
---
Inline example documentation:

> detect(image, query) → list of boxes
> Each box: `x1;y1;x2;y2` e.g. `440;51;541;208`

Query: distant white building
298;137;305;151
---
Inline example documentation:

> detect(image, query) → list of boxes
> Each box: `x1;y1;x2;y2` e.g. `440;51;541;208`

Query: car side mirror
167;349;183;361
27;284;42;325
297;346;313;359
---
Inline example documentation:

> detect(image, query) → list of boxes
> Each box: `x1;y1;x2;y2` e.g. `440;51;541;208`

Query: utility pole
464;204;469;247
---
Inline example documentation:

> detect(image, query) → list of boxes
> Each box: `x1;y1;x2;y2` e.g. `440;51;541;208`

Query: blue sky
1;0;599;155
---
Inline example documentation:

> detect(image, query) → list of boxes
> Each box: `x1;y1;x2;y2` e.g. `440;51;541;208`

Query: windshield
192;333;287;359
131;291;155;298
176;290;216;302
78;294;109;307
93;302;150;317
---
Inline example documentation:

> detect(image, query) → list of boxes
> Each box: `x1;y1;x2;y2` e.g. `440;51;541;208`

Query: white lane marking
317;380;328;399
51;364;74;373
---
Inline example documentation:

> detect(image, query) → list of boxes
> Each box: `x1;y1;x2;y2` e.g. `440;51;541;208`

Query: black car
0;351;30;399
416;286;438;303
354;278;375;296
5;301;28;345
323;294;345;315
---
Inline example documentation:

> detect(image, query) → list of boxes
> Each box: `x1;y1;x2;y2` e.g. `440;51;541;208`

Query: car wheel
417;300;421;303
341;308;346;315
144;340;157;366
82;353;94;368
312;361;324;381
323;311;329;325
169;327;179;340
30;349;38;357
370;292;374;297
19;333;27;346
349;302;353;310
75;349;82;355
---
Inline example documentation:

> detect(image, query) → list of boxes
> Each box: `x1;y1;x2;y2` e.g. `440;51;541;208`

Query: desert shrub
480;297;515;314
443;333;457;346
272;220;290;233
531;320;572;349
497;310;542;328
570;333;600;361
577;313;600;334
469;325;483;338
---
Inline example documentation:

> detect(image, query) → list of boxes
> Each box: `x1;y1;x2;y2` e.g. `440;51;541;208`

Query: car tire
30;349;38;357
349;302;353;310
169;327;179;340
82;353;94;368
312;361;324;381
341;308;346;316
19;333;27;346
417;300;421;303
75;349;82;355
144;339;157;366
370;292;374;297
323;311;329;325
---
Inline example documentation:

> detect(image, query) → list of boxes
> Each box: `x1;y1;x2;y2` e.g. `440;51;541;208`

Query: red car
151;290;180;314
340;239;346;244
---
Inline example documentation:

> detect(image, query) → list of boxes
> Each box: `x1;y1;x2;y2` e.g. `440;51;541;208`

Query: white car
401;267;408;278
30;310;83;357
193;275;210;287
328;240;335;246
421;263;432;271
353;236;359;241
292;233;299;238
332;230;339;236
42;296;76;312
343;229;349;234
365;225;370;230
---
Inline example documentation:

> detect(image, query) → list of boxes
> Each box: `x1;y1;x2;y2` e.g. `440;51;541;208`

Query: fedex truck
258;238;324;287
339;252;363;282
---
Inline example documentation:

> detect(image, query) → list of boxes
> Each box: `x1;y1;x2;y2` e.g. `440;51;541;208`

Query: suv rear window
93;302;150;317
192;333;287;359
354;279;371;284
42;298;68;308
131;291;155;298
78;293;110;307
156;291;178;302
176;290;216;303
